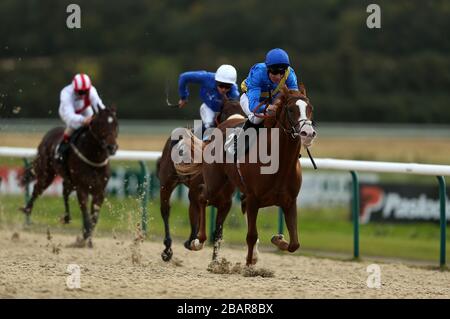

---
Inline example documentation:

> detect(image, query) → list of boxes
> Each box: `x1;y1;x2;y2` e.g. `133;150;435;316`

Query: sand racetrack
0;229;449;299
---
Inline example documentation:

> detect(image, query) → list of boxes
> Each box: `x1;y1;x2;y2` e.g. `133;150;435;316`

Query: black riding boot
241;118;256;131
232;119;259;159
56;140;70;163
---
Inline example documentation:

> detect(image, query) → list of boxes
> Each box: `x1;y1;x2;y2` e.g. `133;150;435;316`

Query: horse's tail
156;156;162;178
19;162;36;187
173;129;204;177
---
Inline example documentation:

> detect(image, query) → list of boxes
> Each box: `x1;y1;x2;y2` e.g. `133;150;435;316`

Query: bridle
252;92;317;169
70;110;117;168
280;96;313;139
252;94;313;140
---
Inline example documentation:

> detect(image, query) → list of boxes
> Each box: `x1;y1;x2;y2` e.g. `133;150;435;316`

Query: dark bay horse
156;100;244;261
186;87;316;265
20;106;119;247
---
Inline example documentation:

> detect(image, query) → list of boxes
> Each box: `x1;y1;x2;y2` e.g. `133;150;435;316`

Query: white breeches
240;93;263;124
200;103;218;128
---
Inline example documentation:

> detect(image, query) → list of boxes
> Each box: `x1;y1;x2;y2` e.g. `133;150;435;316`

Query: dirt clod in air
207;258;274;277
130;223;144;265
45;227;62;254
46;227;52;241
11;232;20;242
242;266;274;278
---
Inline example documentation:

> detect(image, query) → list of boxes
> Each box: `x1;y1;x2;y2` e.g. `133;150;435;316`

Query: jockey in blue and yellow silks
178;64;239;134
240;48;299;129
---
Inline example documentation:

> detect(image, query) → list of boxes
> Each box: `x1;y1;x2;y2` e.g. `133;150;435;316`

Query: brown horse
156;99;244;261
20;106;119;247
191;87;316;265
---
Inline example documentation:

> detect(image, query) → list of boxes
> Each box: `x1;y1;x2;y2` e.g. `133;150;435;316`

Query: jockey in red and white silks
56;74;105;161
59;73;105;140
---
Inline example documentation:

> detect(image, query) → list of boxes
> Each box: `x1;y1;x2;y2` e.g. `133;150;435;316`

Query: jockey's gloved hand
178;99;187;109
267;104;277;115
83;116;93;126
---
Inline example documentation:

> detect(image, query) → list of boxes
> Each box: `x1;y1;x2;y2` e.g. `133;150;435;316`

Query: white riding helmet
72;73;92;92
215;64;237;85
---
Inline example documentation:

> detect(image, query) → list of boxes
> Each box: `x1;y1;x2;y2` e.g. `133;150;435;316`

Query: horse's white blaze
107;116;113;124
295;99;308;121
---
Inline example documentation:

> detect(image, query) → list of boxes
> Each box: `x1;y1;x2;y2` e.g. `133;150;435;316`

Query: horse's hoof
184;240;192;250
59;215;71;224
271;234;289;251
288;242;300;253
161;248;173;262
190;239;203;251
19;207;31;215
87;239;93;248
271;234;284;244
67;236;86;248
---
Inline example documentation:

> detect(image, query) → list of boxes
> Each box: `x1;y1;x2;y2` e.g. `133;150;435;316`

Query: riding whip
165;80;179;108
306;147;317;170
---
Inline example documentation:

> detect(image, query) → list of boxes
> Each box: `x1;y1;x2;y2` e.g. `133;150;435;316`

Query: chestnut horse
20;106;119;247
189;87;316;265
156;99;245;261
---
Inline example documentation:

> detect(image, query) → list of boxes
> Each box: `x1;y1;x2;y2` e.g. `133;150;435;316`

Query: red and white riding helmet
72;73;92;92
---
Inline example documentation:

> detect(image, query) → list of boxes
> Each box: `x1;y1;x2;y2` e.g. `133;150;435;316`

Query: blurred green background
0;0;449;123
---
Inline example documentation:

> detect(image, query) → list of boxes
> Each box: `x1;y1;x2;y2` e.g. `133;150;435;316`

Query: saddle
55;127;88;178
224;120;264;161
70;127;87;144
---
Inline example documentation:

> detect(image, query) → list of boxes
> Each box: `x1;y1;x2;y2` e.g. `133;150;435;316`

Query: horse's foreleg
195;187;208;246
90;192;105;229
212;199;232;261
60;181;72;224
245;197;259;266
185;189;200;250
76;190;93;248
160;183;176;261
275;203;300;253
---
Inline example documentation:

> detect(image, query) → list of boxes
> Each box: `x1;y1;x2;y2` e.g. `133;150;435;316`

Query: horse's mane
219;99;245;123
283;88;309;104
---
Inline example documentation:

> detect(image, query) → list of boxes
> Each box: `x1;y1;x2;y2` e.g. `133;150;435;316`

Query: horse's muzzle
300;125;316;147
107;144;118;155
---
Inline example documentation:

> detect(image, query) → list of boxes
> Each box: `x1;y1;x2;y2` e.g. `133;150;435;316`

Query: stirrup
241;119;253;131
56;141;69;162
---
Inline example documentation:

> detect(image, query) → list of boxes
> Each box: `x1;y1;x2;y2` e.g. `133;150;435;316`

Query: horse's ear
299;82;307;96
111;104;117;114
222;94;229;106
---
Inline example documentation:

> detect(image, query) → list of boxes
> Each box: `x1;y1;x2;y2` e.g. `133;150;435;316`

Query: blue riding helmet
265;48;290;67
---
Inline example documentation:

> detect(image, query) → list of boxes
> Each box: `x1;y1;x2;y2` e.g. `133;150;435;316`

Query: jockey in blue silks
178;64;239;137
240;48;299;130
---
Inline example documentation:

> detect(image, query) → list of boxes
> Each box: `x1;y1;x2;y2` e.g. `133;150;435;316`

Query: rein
252;89;273;119
69;116;111;168
70;143;109;168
